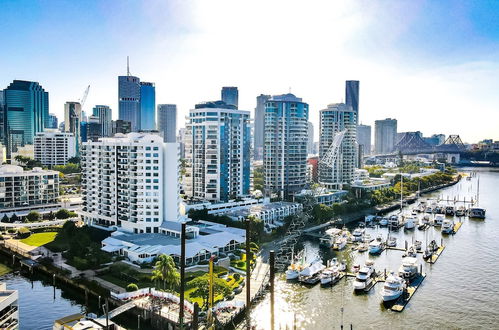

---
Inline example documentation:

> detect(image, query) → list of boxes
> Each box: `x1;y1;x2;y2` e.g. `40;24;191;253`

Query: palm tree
153;254;180;290
151;269;163;289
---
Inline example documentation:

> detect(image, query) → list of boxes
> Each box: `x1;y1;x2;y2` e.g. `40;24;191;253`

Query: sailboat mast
400;174;403;212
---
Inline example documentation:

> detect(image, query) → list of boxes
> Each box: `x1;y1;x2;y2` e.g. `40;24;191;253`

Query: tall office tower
307;121;315;154
374;118;398;154
157;104;177;143
92;105;112;137
34;131;76;166
140;82;156;131
319;103;358;189
357;124;372;155
264;94;309;199
64;101;82;154
345;80;359;118
184;101;251;202
254;94;270;160
112;120;132;135
47;114;58;129
3;80;49;155
86;115;102;142
118;75;141;132
81;133;181;233
221;87;239;108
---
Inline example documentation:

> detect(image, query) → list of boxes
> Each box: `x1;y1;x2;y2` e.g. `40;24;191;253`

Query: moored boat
433;214;445;227
469;208;486;219
380;271;405;302
398;257;419;280
369;240;383;254
441;219;454;234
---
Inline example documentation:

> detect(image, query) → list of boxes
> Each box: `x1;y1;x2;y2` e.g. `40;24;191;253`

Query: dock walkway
391;273;426;312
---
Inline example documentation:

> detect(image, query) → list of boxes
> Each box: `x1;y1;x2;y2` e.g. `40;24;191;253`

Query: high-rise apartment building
3;80;49;154
92;105;112;137
118;75;141;131
0;165;59;212
178;127;186;159
80;133;181;234
357;124;372;155
184;101;251;202
140;82;156;131
264;94;309;199
34;131;76;166
157;104;177;143
254;94;270;160
112;120;132;135
47;114;58;129
221;87;238;109
319;103;358;189
345;80;359;116
308;121;315;154
374;118;398;154
86;115;102;142
64;101;82;154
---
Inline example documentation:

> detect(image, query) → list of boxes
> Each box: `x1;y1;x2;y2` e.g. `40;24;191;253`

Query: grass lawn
20;232;58;247
0;263;11;276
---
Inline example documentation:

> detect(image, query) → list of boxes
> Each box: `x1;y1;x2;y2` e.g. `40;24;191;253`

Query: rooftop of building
83;132;166;145
0;165;58;176
194;100;236;110
269;93;303;103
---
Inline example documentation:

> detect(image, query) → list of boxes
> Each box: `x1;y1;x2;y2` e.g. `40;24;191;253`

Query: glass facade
92;105;112;137
118;75;141;131
221;87;238;109
140;82;156;131
157;104;177;143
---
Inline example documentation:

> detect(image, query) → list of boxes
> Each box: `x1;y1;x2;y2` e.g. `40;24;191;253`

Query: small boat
319;268;340;286
352;263;361;273
363;233;372;243
365;215;376;224
428;240;438;252
433;214;445;227
388;215;400;230
353;261;374;291
333;236;347;251
376;234;384;242
422;249;432;261
325;227;342;237
378;217;389;226
404;215;416;230
380;271;405;302
445;206;455;216
441;219;454;234
425;206;433;214
387;236;397;247
398;257;419;280
299;259;326;284
403;245;417;258
455;206;466;217
414;240;422;251
369;240;383;254
358;242;368;252
286;249;306;280
469;208;486;219
352;227;365;242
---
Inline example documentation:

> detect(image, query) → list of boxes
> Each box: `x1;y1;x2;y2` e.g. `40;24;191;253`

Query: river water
249;168;499;329
1;168;497;329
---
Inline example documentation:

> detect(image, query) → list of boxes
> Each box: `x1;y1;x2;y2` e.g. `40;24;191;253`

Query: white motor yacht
333;236;347;251
388;215;401;230
319;268;340;286
404;215;416;230
299;259;326;283
387;236;397;247
353;262;374;291
414;240;422;251
369;240;383;254
441;219;454;234
379;217;389;226
445;206;455;216
455;206;466;217
403;245;417;258
352;227;365;242
398;257;419;280
434;214;445;227
380;272;405;302
363;233;372;243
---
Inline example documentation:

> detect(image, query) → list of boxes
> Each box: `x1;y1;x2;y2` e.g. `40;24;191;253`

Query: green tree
126;283;139;292
45;211;55;220
188;274;232;309
1;214;9;223
10;214;19;223
17;227;31;238
26;211;41;222
55;209;71;219
152;254;180;290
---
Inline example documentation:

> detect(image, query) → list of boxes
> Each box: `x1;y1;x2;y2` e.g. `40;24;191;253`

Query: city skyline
1;1;499;142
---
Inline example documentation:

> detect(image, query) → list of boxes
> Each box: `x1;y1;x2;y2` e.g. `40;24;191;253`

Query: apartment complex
264;94;309;199
34;131;76;166
0;165;59;212
184;101;251;202
80;133;181;234
0;283;18;329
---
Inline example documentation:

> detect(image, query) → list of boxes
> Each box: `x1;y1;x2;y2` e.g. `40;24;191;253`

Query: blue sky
1;0;498;142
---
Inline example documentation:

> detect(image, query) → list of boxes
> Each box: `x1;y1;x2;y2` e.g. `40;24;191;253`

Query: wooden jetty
453;221;463;233
391;273;426;312
426;245;445;264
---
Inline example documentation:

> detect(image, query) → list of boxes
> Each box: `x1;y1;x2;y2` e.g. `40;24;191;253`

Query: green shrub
233;273;241;281
72;256;90;270
126;283;139;292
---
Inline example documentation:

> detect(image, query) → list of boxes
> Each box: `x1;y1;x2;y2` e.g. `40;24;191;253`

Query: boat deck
391;273;426;312
426;245;445;264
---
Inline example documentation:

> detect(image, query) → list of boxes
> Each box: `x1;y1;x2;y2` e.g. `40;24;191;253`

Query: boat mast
400;174;403;212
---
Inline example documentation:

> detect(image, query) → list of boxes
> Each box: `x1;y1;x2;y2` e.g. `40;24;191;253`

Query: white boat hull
286;270;299;280
381;290;403;302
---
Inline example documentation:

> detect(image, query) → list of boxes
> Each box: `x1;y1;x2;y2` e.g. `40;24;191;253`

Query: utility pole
245;219;251;329
179;222;186;329
270;250;275;330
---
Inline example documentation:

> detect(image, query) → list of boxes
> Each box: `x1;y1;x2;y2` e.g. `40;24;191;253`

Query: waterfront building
308;121;315;155
345;80;359;115
0;165;59;213
157;104;177;143
218;202;302;228
184;101;251;202
140;82;156;131
295;187;347;206
357;124;371;156
92;105;112;137
374;118;397;154
254;94;270;160
112;120;132;135
47;113;58;129
221;86;238;108
118;75;141;132
34;131;76;166
319;103;358;189
0;283;18;329
3;80;49;154
81;133;182;234
264;94;309;199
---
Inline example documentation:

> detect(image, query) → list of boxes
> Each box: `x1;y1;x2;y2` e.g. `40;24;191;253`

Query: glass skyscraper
254;94;270;160
3;80;49;153
221;87;239;109
140;82;155;131
47;113;58;129
157;104;177;143
345;80;359;117
118;75;141;131
264;94;309;199
92;105;112;137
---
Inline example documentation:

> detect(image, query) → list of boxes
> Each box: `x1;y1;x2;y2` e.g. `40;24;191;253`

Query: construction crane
79;85;90;108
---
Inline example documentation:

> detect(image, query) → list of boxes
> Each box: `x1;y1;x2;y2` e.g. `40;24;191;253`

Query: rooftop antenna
127;56;130;76
288;87;292;94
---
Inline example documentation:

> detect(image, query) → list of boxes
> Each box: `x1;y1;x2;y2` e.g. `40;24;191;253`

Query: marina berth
381;272;405;302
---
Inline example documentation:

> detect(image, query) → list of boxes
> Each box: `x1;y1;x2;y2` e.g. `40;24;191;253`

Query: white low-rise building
34;131;76;166
295;188;347;206
219;202;303;226
0;283;19;329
